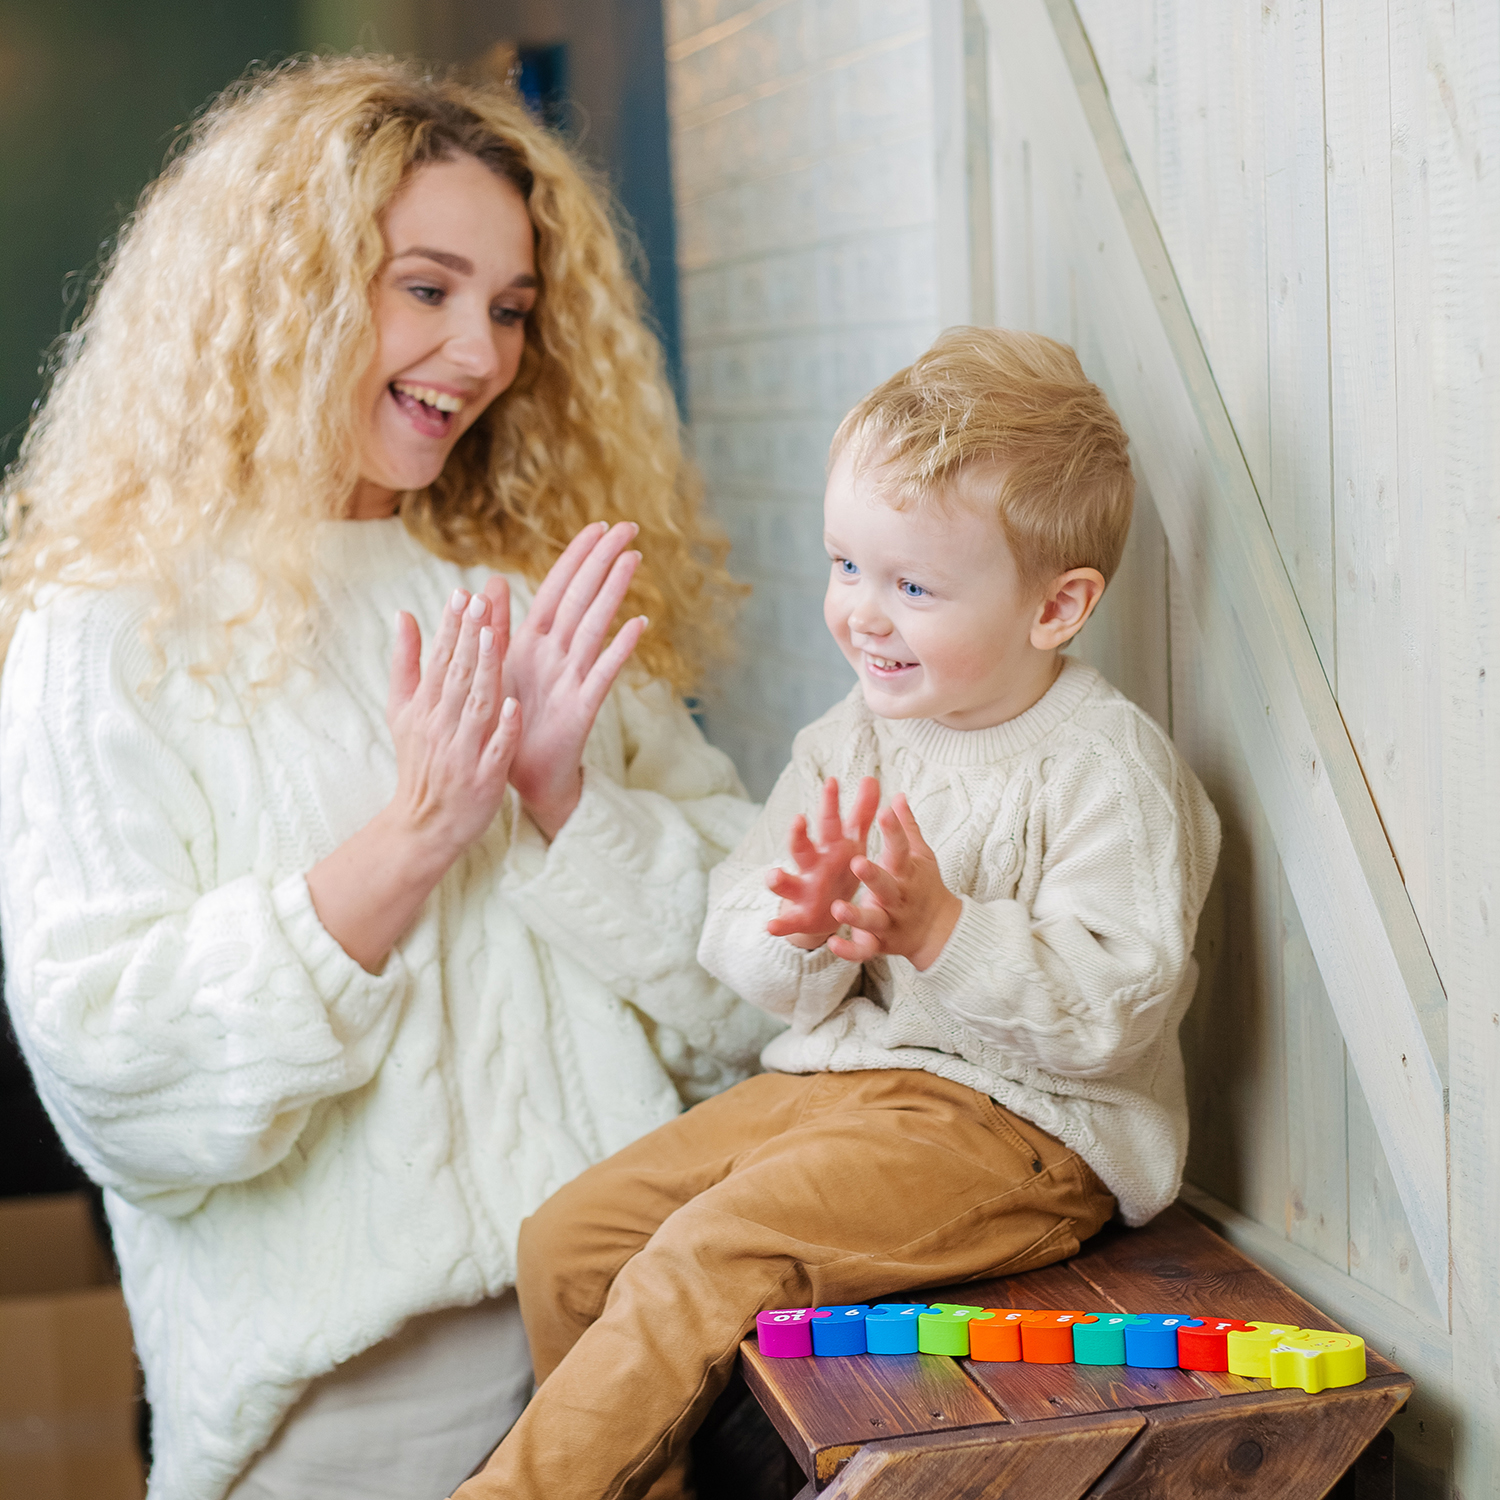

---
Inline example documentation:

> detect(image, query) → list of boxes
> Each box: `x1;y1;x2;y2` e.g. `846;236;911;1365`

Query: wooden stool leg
1326;1428;1396;1500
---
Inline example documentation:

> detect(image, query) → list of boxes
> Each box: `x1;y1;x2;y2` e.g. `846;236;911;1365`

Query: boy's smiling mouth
864;652;918;678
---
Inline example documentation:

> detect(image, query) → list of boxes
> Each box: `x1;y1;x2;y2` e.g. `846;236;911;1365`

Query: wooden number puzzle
753;1303;1367;1393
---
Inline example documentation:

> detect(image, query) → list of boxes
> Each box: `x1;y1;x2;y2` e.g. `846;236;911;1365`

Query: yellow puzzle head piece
1268;1330;1367;1393
1225;1320;1302;1378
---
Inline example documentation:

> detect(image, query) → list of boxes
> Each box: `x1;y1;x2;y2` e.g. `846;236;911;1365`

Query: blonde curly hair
0;55;734;690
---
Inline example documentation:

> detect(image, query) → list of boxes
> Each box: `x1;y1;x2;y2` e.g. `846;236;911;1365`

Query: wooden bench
692;1205;1412;1500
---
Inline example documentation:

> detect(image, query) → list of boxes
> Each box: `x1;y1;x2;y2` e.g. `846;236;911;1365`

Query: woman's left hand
497;521;648;839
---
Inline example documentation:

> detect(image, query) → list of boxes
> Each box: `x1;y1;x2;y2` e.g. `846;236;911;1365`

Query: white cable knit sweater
698;661;1220;1227
0;518;777;1500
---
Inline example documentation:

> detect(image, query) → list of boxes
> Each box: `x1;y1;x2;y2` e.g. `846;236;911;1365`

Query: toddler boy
458;329;1220;1500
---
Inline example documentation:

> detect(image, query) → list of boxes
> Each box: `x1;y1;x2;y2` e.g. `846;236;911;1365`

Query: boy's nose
848;604;891;636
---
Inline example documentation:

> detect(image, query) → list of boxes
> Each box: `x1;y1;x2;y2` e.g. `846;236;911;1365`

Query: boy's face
822;446;1057;730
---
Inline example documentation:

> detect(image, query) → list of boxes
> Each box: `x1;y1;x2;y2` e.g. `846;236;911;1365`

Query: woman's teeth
391;381;463;413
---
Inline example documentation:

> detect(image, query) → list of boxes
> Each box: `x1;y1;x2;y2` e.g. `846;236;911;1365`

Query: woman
0;56;771;1500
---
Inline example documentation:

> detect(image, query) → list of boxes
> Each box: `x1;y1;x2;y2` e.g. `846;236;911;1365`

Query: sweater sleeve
906;714;1220;1079
0;599;411;1214
497;676;782;1081
696;713;865;1033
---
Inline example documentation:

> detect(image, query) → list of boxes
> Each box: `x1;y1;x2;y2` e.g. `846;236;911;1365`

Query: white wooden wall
961;0;1499;1493
664;0;943;796
668;1;1500;1492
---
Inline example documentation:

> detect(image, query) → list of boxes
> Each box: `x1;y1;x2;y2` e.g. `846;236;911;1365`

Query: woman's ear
1030;567;1107;650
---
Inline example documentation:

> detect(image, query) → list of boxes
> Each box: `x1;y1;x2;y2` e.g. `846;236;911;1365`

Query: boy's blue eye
899;580;928;598
836;558;858;576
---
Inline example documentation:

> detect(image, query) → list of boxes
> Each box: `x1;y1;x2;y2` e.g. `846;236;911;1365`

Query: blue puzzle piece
864;1303;927;1355
1124;1314;1203;1368
811;1304;871;1356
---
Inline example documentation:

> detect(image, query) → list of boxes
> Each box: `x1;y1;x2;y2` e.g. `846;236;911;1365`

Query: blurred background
0;0;683;482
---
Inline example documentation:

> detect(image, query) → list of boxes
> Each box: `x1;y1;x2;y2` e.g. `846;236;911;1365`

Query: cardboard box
0;1193;145;1500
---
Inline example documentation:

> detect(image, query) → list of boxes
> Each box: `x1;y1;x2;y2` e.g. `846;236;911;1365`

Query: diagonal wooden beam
974;0;1450;1306
817;1414;1144;1500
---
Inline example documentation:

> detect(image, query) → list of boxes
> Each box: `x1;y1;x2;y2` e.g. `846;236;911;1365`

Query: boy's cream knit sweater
698;660;1220;1227
0;518;775;1500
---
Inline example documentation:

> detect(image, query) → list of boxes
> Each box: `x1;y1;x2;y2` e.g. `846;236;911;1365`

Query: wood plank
1262;0;1336;673
738;1344;1006;1485
1083;1380;1412;1498
965;1357;1227;1423
817;1412;1143;1500
975;0;1450;1301
1280;865;1351;1273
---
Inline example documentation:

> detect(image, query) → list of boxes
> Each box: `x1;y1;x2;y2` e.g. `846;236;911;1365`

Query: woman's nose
445;318;502;381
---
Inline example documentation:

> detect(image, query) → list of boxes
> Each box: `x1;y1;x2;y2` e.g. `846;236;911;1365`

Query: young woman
0;56;771;1500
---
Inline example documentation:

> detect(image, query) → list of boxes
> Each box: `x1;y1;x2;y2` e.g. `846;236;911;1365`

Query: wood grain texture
816;1413;1143;1500
739;1344;1005;1483
1082;1382;1411;1499
974;0;1451;1303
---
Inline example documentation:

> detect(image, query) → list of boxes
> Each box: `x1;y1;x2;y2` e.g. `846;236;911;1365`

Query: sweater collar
313;516;432;582
874;657;1100;766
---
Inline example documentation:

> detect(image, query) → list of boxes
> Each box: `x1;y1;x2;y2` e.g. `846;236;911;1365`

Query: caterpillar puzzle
753;1304;1366;1394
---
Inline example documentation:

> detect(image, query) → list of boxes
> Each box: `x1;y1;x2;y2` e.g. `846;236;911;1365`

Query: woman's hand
502;521;649;840
828;795;962;971
306;584;522;972
764;776;880;950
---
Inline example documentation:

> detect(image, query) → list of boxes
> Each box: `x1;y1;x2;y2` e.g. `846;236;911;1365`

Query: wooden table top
738;1205;1412;1498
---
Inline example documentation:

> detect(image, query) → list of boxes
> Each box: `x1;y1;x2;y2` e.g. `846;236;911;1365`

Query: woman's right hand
306;584;522;973
385;583;521;858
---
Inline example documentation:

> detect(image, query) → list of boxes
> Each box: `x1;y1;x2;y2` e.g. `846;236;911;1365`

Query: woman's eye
835;558;858;577
899;580;928;599
492;305;527;327
408;284;444;305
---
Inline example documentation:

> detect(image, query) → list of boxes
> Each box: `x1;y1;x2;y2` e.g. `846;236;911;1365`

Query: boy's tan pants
453;1068;1115;1500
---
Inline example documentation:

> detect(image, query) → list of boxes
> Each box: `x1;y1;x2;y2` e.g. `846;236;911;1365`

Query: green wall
0;1;300;469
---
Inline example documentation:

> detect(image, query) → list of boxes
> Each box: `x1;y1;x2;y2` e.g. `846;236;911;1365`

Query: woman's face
348;153;538;519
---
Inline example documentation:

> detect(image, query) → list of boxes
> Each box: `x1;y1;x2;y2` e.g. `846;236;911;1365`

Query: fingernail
627;550;642;564
638;615;650;628
595;520;609;534
479;626;495;653
466;593;486;620
450;589;468;613
502;697;518;719
628;522;640;537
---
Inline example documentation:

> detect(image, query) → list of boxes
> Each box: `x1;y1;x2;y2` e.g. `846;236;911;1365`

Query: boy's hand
765;776;880;949
829;796;961;971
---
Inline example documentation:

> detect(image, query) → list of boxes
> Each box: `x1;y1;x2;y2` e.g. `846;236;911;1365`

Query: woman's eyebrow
392;245;474;274
391;246;538;291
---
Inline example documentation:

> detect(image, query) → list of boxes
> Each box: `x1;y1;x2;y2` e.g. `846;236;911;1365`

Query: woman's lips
389;383;455;439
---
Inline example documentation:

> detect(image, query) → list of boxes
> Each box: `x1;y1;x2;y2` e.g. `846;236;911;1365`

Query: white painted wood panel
976;0;1449;1302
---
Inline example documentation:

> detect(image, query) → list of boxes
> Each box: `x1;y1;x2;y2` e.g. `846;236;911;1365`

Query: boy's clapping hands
766;777;961;972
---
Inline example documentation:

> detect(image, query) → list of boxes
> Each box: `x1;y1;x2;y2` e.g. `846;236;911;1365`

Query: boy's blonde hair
0;55;734;689
832;327;1135;588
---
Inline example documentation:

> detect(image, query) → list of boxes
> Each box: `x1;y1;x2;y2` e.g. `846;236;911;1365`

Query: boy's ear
1030;567;1106;650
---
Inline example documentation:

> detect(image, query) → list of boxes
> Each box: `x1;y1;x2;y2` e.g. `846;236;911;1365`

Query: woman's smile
388;379;471;439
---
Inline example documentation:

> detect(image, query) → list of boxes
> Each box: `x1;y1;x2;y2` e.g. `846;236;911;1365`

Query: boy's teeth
393;382;463;413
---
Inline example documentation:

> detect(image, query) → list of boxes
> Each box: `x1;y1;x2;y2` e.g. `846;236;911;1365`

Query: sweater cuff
912;894;1036;1000
500;767;636;902
270;872;409;1038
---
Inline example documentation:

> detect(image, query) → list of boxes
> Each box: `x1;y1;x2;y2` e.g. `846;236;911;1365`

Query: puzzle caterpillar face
753;1303;1366;1392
